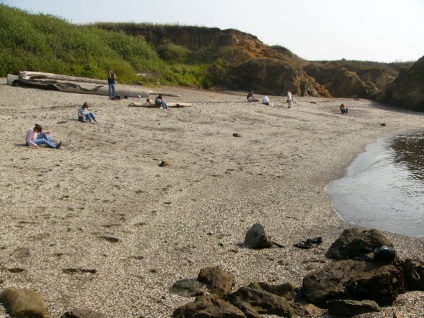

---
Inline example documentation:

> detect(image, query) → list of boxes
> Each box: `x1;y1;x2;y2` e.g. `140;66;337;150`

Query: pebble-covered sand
0;78;423;317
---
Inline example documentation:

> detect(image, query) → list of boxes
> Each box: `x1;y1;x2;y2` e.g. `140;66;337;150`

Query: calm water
326;132;424;238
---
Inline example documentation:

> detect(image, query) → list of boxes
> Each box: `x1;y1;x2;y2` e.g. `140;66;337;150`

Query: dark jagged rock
248;282;297;301
302;259;406;306
173;294;218;318
244;223;273;249
228;286;305;317
198;267;235;298
325;228;394;260
170;278;204;297
61;308;105;318
401;259;424;291
327;299;381;316
191;299;246;318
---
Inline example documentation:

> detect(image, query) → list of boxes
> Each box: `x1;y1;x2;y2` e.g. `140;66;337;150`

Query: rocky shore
0;78;423;317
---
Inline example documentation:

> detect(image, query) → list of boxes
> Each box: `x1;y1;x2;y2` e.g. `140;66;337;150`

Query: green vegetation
0;4;208;87
1;4;417;94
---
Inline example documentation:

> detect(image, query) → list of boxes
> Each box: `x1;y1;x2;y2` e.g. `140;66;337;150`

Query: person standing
108;69;116;100
25;124;62;149
287;90;293;108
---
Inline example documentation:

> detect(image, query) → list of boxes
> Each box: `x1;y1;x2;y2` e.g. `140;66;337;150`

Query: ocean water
326;132;424;238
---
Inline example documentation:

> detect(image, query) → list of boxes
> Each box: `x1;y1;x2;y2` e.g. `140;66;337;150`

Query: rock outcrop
302;259;406;306
325;228;394;260
375;55;424;111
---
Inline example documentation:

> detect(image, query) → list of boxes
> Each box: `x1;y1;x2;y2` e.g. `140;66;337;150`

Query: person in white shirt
287;90;293;108
262;96;270;105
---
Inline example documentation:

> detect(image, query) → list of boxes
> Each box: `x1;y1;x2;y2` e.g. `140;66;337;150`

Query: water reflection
391;132;424;181
326;132;424;238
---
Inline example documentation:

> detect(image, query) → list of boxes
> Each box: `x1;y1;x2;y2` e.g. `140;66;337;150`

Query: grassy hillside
0;4;208;87
1;4;420;103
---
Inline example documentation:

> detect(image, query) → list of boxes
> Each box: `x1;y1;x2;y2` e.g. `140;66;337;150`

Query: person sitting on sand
78;102;97;123
25;124;62;149
155;95;168;110
340;103;349;115
247;91;259;102
262;96;270;105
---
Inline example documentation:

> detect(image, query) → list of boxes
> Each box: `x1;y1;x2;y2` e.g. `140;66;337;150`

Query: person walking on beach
25;124;62;149
108;69;116;100
78;102;97;123
287;90;293;108
155;95;168;110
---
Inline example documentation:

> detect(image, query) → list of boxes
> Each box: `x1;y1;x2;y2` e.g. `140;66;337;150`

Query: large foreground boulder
302;259;406;306
325;228;394;260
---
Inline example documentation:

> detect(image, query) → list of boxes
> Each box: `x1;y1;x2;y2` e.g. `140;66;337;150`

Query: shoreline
326;132;424;238
0;78;423;317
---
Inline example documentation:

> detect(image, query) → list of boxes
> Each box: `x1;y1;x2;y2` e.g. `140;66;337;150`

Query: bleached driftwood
128;102;192;108
7;73;180;98
19;71;107;84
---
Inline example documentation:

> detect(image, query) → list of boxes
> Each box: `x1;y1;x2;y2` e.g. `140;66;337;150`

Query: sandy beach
0;78;423;317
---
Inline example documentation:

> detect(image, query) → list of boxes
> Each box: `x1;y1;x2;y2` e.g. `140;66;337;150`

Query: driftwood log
19;71;107;84
7;73;180;98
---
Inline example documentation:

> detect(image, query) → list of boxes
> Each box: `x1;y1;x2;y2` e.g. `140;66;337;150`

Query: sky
2;0;424;63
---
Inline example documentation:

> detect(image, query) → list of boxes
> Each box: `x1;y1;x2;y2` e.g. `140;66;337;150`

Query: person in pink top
25;124;62;149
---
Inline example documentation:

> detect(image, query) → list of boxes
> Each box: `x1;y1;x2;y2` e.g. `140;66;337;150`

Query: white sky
2;0;424;63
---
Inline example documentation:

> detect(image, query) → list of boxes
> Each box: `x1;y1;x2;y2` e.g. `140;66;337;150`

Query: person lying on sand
25;124;62;149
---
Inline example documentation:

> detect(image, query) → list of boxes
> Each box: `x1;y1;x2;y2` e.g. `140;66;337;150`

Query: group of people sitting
27;92;350;150
246;90;295;107
143;95;169;109
247;90;349;114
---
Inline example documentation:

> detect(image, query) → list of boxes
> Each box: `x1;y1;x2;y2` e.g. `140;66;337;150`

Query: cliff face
230;58;330;97
99;24;328;96
98;24;420;107
303;61;398;98
375;56;424;111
